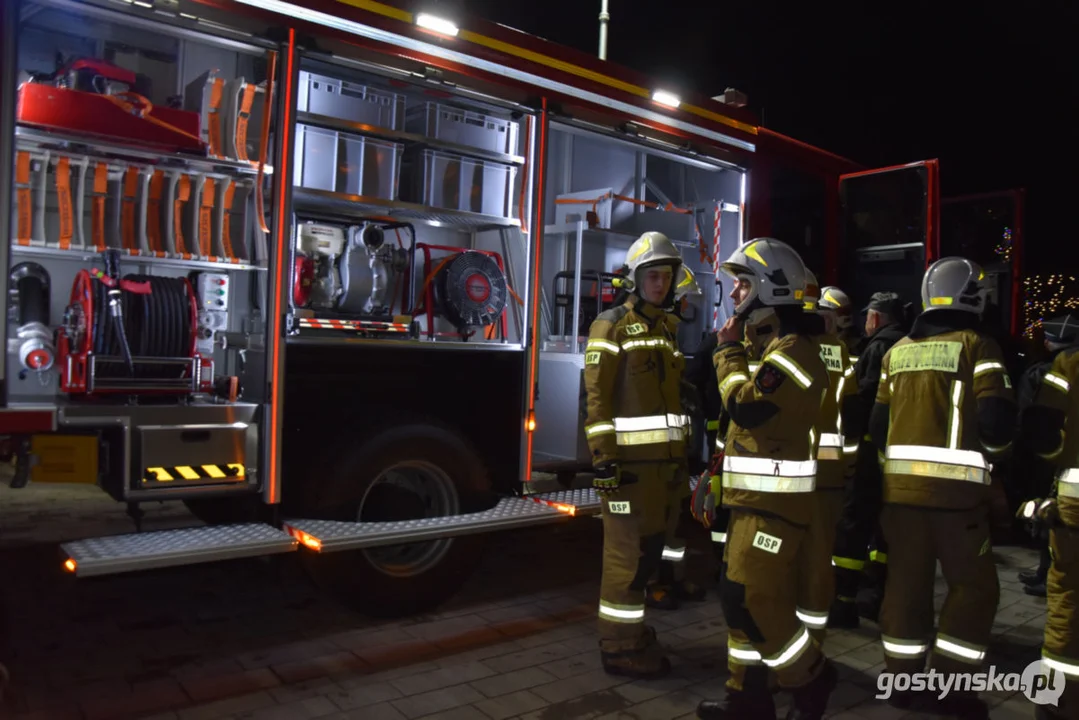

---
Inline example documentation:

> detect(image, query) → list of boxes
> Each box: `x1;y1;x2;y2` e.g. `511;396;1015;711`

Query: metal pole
598;0;609;60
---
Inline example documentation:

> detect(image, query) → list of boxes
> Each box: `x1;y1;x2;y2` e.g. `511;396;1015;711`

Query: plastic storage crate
297;71;405;131
406;102;519;156
405;149;517;218
294;124;402;200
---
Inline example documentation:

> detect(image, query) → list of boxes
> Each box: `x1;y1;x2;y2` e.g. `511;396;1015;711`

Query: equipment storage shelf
403;149;518;220
293;124;402;200
405;102;520;157
9;0;277;426
296;111;526;167
293;188;521;230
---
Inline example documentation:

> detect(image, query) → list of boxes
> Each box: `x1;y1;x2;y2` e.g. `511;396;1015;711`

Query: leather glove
1019;498;1059;527
592;464;619;498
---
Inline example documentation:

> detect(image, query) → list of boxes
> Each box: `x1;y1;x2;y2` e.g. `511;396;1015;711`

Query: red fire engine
0;0;1015;617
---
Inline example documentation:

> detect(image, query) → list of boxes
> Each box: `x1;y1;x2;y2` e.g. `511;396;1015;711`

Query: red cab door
836;160;940;316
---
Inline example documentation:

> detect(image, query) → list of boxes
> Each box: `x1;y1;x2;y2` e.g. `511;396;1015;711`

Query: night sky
456;0;1076;271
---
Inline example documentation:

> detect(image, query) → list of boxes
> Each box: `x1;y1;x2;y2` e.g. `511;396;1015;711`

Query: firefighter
797;272;860;642
818;286;859;355
1019;334;1079;719
583;231;690;679
869;257;1015;717
1015;313;1079;597
691;238;836;720
830;291;907;628
646;265;707;610
685;292;780;581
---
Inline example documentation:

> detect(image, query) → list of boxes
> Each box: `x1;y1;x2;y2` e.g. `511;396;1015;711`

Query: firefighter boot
644;583;679;610
827;597;860;629
784;658;838;720
696;666;776;719
600;626;670;680
674;579;706;602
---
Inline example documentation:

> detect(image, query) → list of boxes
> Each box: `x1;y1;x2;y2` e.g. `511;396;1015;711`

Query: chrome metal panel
62;523;297;577
532;352;588;464
136;422;253;474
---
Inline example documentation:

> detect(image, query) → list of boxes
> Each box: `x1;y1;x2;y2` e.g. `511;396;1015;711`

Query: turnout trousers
721;509;827;691
598;461;682;650
878;504;999;676
798;487;845;642
1041;525;1079;718
833;439;884;608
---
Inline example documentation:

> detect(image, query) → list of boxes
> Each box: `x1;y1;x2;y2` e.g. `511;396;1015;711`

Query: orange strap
221;181;237;259
199;177;216;257
56;157;73;250
15;151;32;246
234;84;257;163
105;92;204;146
255;50;276;235
147;171;165;254
173;175;192;256
91;163;108;250
121;167;140;251
206;77;225;158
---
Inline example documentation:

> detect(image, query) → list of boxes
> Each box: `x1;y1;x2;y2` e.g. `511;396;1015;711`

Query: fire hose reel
433;251;508;332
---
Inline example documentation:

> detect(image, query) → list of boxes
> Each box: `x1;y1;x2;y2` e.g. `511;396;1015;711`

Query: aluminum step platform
284;488;603;553
61;523;298;578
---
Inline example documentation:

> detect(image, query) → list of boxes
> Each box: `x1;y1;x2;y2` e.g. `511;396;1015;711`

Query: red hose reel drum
57;269;207;395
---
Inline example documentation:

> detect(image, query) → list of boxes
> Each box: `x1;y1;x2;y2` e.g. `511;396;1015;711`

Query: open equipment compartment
287;56;531;347
7;0;277;514
530;120;745;475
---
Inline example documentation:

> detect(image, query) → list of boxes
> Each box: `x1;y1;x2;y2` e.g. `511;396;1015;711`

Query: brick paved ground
0;481;1050;720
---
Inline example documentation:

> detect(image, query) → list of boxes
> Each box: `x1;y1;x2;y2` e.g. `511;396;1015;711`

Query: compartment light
416;13;459;37
651;90;681;109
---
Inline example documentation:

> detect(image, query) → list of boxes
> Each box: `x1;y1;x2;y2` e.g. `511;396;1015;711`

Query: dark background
449;0;1076;272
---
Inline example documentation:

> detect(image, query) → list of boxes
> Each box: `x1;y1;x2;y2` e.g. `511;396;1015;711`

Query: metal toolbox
296;71;405;131
405;102;519;155
293;124;403;200
404;148;517;217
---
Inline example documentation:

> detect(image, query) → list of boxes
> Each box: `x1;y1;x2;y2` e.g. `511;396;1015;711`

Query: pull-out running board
284;488;603;553
61;523;298;577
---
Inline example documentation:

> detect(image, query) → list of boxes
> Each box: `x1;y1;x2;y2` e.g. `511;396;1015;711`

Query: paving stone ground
0;481;1050;720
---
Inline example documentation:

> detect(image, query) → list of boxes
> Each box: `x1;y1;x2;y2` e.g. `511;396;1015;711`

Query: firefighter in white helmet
869;257;1014;717
583;231;689;679
797;271;861;642
818;286;859;356
646;265;708;611
691;238;836;719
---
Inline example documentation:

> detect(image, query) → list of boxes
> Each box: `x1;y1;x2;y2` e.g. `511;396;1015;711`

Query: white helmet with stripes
720;238;808;318
922;257;987;315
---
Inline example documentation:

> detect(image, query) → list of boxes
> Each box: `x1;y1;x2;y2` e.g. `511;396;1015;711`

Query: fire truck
0;0;976;617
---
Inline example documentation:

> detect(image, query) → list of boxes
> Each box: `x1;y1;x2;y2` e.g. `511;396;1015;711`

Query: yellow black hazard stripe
143;464;246;482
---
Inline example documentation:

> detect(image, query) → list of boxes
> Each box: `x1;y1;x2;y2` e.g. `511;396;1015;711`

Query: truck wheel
301;422;489;618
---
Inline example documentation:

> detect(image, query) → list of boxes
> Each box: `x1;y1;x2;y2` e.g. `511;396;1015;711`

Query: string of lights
1024;273;1079;338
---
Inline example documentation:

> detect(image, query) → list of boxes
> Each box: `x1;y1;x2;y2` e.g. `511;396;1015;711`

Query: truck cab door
940;190;1023;339
837;160;940;316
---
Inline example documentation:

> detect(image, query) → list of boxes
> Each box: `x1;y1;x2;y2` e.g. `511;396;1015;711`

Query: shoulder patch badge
755;363;785;394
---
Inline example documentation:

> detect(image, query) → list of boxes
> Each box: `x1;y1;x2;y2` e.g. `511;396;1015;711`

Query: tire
300;422;490;618
183;495;261;526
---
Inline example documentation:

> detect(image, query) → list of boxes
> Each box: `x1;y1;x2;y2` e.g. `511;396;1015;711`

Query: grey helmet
819;286;853;331
623;231;684;303
720;237;808;318
921;257;988;314
673;265;703;302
